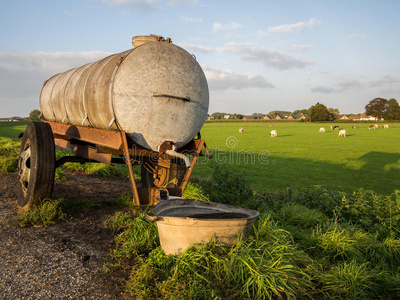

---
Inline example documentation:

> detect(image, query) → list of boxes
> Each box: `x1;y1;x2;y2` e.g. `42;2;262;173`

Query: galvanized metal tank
39;35;209;151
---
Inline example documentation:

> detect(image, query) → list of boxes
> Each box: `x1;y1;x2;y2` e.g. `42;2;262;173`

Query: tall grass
120;214;315;300
0;137;19;173
18;198;66;227
2;123;400;298
320;260;379;299
0;122;28;138
104;166;400;299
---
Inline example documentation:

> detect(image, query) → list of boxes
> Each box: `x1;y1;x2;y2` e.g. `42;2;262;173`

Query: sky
0;0;399;118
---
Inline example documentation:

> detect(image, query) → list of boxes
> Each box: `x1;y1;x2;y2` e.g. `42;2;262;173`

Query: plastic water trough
146;198;259;255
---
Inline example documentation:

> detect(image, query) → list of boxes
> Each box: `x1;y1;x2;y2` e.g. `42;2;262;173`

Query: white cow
319;127;325;133
383;124;389;129
239;127;243;133
270;130;277;137
338;129;346;137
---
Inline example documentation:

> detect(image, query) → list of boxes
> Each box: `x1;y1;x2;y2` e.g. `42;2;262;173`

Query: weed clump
104;167;400;300
0;137;19;173
109;210;159;259
182;182;209;201
205;164;253;206
18;198;65;227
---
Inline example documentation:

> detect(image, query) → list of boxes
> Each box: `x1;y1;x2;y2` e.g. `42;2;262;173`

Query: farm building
243;115;262;120
348;112;379;121
0;116;27;122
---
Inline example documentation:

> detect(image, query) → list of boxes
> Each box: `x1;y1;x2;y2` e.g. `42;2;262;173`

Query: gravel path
0;173;134;300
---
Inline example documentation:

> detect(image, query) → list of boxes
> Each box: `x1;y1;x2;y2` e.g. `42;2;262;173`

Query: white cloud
259;18;321;35
292;44;311;51
346;33;367;39
219;43;313;70
99;0;162;11
369;75;398;87
310;86;337;94
179;43;213;53
212;22;243;33
311;80;361;94
336;80;361;91
0;51;111;73
180;16;203;22
0;51;111;106
169;0;198;5
369;75;399;93
203;66;274;91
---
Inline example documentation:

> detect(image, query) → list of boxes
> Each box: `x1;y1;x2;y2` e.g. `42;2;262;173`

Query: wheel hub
18;144;31;197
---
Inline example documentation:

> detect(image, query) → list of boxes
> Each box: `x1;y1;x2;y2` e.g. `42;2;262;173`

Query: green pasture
2;121;399;195
0;121;29;138
193;122;400;195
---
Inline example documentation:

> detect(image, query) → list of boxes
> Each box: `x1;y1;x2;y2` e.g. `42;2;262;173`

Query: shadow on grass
358;151;400;172
275;134;294;137
194;150;400;195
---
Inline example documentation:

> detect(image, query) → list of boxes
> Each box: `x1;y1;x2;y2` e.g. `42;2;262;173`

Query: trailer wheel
141;164;155;188
167;158;187;188
141;158;187;188
17;122;55;211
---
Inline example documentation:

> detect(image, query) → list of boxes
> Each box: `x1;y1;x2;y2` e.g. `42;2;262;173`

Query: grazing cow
352;125;356;129
239;127;243;133
332;125;339;130
338;129;346;137
319;127;325;133
383;124;389;129
369;124;378;129
270;130;277;137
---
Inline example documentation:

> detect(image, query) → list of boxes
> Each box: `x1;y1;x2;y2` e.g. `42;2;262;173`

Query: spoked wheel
141;158;187;188
17;122;56;211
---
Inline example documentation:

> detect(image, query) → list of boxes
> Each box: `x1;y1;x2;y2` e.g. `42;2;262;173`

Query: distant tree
365;98;387;120
292;109;307;115
306;102;334;122
211;112;226;119
328;108;340;119
268;110;292;117
252;113;264;116
28;109;41;122
232;113;244;119
383;98;400;120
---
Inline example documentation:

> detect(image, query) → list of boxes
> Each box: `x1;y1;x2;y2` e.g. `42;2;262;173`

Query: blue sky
0;0;399;117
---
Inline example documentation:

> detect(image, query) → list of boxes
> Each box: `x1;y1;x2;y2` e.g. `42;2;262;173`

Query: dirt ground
0;172;136;299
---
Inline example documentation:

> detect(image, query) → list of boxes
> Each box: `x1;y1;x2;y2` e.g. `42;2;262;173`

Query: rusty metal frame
44;121;208;206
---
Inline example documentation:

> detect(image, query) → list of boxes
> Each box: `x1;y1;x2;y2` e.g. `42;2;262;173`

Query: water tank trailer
17;35;211;210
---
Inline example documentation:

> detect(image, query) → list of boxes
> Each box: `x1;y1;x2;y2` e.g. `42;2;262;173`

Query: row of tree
30;97;399;123
210;112;245;119
306;103;338;122
365;98;400;120
306;98;400;122
210;106;340;121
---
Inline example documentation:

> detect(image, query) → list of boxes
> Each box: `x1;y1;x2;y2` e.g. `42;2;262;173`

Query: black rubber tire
17;122;55;210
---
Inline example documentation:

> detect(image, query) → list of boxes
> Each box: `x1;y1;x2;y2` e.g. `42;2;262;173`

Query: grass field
193;122;400;195
2;121;399;298
1;121;399;195
0;121;29;138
